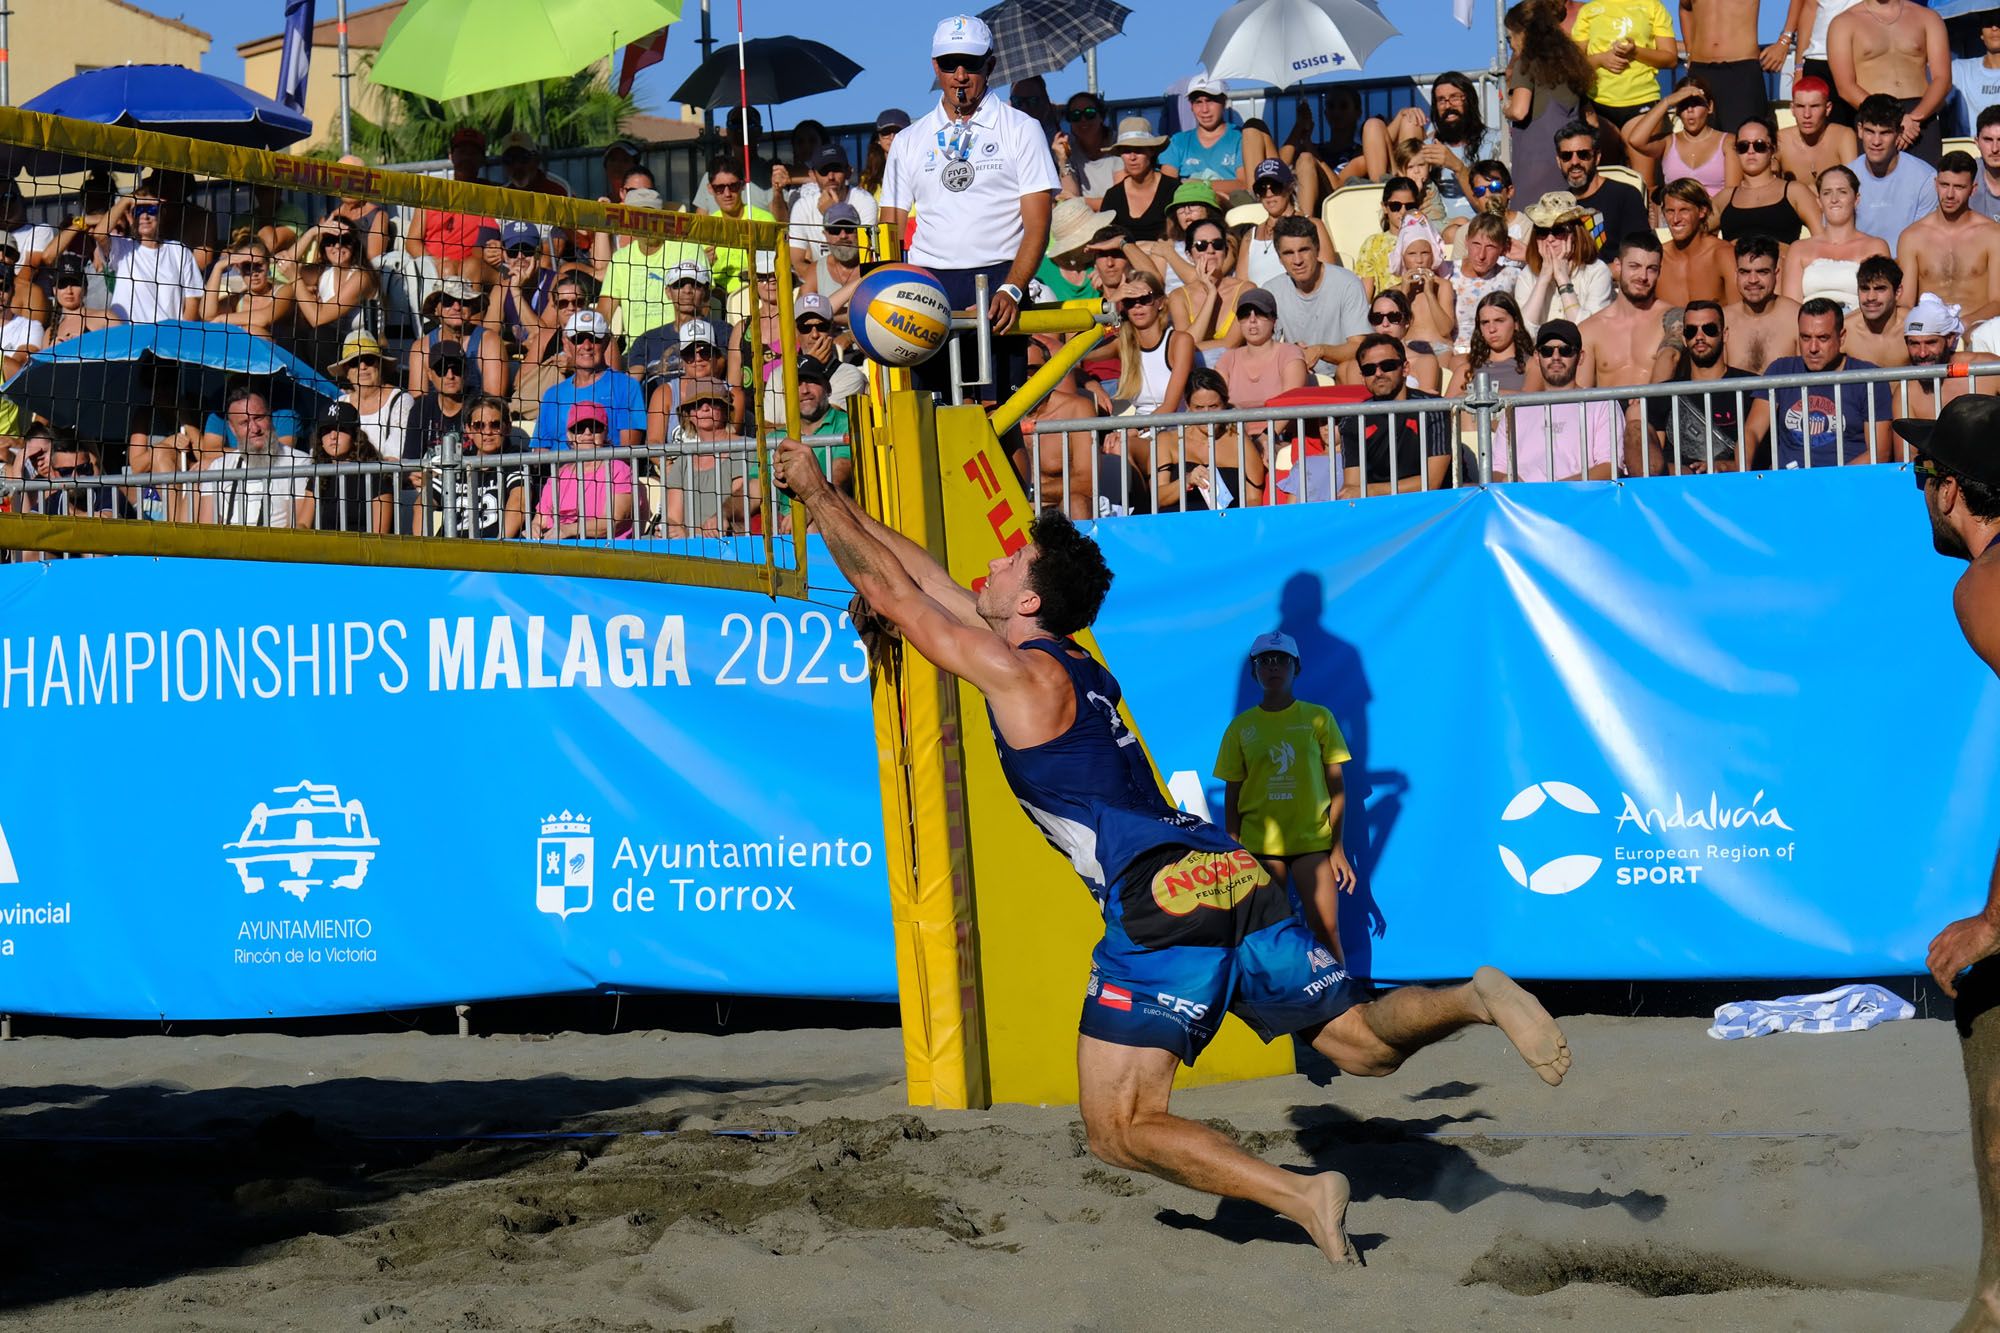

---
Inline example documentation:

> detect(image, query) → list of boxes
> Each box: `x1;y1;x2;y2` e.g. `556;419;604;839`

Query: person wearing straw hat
882;13;1061;398
663;377;753;537
1512;191;1613;333
412;276;501;398
1102;117;1173;243
1034;198;1116;305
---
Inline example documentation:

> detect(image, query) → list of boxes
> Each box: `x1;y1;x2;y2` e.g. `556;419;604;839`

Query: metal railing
1024;360;1993;518
0;433;853;557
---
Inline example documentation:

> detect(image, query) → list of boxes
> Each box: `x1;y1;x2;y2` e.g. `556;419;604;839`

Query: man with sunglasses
1055;93;1121;204
531;308;644;453
804;202;867;315
1897;152;2000;329
493;220;554;351
21;430;131;556
794;292;845;366
882;14;1060;395
1335;333;1453;497
788;145;879;280
1642;300;1756;474
98;190;202;324
1492;319;1618;482
1890;394;2000;1333
407;338;474;470
1553;123;1648;264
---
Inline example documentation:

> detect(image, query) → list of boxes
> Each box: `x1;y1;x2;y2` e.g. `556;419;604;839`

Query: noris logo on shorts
1149;847;1268;916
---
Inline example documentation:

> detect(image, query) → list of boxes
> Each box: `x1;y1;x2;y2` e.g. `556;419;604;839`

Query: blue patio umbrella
22;64;313;151
4;321;341;446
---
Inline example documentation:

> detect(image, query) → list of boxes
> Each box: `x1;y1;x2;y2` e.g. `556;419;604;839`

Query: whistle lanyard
937;121;976;162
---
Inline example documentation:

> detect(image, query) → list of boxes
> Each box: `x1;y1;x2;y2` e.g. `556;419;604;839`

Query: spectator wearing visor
536;402;639;540
533;308;645;451
790;143;880;278
410;276;503;397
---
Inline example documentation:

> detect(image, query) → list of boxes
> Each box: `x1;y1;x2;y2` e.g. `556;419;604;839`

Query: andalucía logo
537;811;594;919
223;781;379;902
1499;780;1798;896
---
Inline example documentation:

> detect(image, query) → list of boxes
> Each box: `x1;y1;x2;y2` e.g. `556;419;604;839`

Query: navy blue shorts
1079;914;1371;1066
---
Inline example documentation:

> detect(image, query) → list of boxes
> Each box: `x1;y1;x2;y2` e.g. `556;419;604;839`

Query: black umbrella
669;37;863;109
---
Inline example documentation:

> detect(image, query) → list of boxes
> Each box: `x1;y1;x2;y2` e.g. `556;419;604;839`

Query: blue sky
134;0;1796;131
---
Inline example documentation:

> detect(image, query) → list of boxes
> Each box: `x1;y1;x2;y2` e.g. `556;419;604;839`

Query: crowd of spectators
10;2;2000;541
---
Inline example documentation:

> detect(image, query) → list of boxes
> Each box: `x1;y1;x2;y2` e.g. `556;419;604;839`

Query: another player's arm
1930;562;2000;995
776;441;1025;690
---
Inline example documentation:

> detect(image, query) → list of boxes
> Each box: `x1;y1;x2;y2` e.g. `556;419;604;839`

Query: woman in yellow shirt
1572;0;1679;187
1215;632;1356;960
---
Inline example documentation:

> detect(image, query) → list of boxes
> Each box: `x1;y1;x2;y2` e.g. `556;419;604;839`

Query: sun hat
1523;191;1590;230
1112;116;1168;152
1171;179;1222;211
1048;196;1115;257
421;275;485;318
329;330;385;375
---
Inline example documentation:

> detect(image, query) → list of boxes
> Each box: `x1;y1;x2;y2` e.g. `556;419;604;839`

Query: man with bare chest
1898;153;2000;328
1582;232;1669;389
1828;0;1951;165
1778;77;1860;184
1723;235;1798;371
1679;0;1772;133
1845;254;1912;366
1901;294;2000;422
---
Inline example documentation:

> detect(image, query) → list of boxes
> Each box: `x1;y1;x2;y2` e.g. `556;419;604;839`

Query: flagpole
2;4;14;107
337;0;352;154
735;0;751;183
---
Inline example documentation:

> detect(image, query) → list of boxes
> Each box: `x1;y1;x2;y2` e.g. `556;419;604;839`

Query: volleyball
849;264;953;367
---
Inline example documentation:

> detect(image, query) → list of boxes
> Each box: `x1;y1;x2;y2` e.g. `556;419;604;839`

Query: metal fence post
1468;368;1499;486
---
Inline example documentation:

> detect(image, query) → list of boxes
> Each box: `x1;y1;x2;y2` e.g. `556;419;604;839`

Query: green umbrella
369;0;683;102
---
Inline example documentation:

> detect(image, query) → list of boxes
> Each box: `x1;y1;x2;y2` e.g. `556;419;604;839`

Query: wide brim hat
329;330;385;375
1048;196;1115;257
422;276;486;317
1523;191;1590;230
1112;116;1168;152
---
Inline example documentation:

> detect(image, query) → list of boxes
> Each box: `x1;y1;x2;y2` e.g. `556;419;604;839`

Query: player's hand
772;437;830;502
1930;912;2000;997
988;286;1021;335
1758;40;1789;73
1330;848;1357;894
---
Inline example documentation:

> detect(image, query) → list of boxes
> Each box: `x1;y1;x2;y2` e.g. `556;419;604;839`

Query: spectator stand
0;105;814;598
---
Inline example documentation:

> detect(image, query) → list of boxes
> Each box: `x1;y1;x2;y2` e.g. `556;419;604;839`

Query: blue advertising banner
1089;467;2000;982
0;466;1990;1016
0;559;896;1017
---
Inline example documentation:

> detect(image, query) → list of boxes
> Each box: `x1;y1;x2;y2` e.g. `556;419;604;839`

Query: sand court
0;1011;1976;1330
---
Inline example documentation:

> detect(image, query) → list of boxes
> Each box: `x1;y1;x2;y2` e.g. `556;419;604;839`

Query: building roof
622;113;703;144
238;0;405;57
108;0;211;44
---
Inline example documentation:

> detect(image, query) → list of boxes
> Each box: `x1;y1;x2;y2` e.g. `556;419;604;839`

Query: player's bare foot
1296;1170;1362;1266
1472;965;1571;1087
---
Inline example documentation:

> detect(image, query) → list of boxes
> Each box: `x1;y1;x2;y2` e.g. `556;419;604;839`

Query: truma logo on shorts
1498;781;1796;896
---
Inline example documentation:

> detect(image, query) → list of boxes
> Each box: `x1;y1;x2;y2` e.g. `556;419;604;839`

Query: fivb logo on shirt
537;811;594;919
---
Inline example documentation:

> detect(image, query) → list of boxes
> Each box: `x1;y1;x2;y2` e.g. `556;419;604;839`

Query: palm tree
334;58;639;163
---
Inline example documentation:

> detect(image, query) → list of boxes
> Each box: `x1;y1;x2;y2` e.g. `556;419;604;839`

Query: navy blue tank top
990;639;1241;912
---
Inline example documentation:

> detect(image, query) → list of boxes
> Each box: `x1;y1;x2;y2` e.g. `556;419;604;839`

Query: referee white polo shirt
883;95;1061;271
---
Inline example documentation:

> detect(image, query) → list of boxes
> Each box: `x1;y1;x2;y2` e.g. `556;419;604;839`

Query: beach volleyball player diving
773;441;1571;1264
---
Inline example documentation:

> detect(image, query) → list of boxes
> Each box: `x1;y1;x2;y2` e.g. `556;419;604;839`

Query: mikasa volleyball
849;264;953;367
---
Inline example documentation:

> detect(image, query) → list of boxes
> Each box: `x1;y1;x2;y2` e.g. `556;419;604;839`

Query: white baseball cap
666;259;713;286
1248;631;1299;660
1187;73;1227;99
563;307;611;338
932;14;993;58
677;318;722;348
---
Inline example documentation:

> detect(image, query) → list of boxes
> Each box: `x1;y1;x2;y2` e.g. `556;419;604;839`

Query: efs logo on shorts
1149;848;1269;916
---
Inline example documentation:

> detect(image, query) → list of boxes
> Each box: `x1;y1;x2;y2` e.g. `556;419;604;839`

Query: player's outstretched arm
776;440;1028;693
811;477;982;629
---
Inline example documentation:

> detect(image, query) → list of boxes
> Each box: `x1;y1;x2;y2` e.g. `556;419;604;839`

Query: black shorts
1595;100;1657;129
1958;955;2000;1040
1689;59;1772;136
1799;60;1856;127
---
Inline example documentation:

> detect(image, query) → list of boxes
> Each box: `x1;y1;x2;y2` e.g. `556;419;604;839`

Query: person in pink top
1216;287;1307;408
1623;78;1740;199
1489;319;1620;481
535;403;639;540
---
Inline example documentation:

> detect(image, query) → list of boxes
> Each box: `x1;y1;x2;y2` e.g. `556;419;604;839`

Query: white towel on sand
1707;984;1916;1040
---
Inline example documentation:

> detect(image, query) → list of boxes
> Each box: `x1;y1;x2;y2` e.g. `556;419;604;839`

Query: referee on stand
882;14;1059;402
